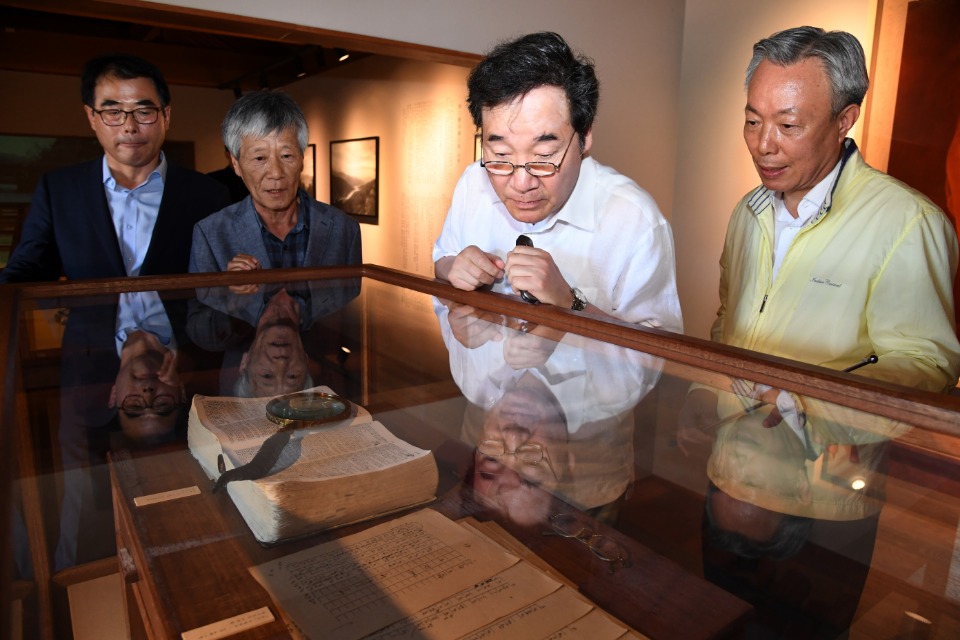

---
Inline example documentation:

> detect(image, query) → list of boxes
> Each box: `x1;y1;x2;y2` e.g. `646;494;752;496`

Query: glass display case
3;265;960;639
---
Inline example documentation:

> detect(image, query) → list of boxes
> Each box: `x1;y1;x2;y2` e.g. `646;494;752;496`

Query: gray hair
233;368;314;398
745;26;869;118
222;91;309;158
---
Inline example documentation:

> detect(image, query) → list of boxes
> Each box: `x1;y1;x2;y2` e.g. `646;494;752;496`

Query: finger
763;408;784;428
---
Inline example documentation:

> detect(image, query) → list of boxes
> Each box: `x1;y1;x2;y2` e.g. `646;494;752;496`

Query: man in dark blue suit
0;54;229;283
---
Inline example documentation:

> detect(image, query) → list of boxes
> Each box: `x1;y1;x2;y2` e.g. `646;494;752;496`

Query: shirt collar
749;138;859;219
774;156;842;226
102;151;167;190
253;189;310;234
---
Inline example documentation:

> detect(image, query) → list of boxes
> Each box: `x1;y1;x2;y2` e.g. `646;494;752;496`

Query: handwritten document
250;509;639;639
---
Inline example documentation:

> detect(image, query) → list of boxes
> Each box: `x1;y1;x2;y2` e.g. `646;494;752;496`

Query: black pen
515;235;540;304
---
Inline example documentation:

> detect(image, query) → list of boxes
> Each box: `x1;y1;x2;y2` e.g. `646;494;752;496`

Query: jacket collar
748;138;859;219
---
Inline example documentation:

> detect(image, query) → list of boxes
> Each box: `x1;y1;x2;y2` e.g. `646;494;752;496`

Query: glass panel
5;271;960;639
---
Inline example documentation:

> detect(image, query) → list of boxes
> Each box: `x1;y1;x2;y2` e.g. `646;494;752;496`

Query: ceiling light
335;48;350;62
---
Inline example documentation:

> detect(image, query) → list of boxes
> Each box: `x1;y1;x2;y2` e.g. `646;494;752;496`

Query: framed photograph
301;143;316;199
330;136;379;224
474;133;482;162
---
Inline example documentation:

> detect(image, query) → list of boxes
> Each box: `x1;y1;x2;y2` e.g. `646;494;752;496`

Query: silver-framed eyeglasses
480;134;577;177
543;513;630;574
477;439;544;465
91;106;163;126
121;394;179;417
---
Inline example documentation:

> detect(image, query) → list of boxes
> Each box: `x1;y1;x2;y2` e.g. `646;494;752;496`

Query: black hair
467;32;599;147
81;53;171;107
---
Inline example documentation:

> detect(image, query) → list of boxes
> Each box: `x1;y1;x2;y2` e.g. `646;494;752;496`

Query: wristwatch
570;287;587;311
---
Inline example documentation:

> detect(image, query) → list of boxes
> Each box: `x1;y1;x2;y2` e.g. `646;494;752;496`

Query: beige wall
286;56;473;277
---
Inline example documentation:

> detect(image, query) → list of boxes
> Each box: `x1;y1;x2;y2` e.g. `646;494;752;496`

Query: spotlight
295;58;307;78
335;48;350;62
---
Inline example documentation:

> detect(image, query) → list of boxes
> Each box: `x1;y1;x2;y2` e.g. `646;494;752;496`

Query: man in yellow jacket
679;25;960;637
682;25;960;449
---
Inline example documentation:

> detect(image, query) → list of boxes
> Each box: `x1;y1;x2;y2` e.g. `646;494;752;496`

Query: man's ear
230;153;242;177
239;351;249;374
108;384;118;408
85;105;98;131
837;103;861;141
580;128;594;156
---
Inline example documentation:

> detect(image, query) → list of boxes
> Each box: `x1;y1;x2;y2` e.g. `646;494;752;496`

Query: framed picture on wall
301;143;316;199
474;133;482;162
330;136;379;225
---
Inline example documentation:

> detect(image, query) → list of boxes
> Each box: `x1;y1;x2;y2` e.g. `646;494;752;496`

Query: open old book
187;386;439;545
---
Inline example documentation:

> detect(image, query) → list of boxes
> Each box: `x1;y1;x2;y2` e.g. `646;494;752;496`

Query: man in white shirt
432;32;682;331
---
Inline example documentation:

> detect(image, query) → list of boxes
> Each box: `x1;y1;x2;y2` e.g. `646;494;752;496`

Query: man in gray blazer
189;92;361;274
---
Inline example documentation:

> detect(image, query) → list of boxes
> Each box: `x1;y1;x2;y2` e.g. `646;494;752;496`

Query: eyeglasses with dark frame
120;393;179;417
543;513;630;574
91;106;164;126
480;134;577;177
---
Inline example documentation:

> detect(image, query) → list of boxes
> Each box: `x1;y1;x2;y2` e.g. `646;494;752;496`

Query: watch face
571;288;587;311
266;391;351;428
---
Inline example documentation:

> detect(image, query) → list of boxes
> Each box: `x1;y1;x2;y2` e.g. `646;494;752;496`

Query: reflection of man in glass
111;325;185;443
436;298;663;526
235;289;312;397
471;372;573;526
56;289;188;570
701;405;889;637
187;279;361;398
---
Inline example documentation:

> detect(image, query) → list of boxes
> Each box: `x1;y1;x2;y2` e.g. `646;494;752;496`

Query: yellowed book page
193;385;371;448
225;420;432;484
544;609;630;640
248;509;519;640
458;587;594;640
458;519;577;590
366;562;562;639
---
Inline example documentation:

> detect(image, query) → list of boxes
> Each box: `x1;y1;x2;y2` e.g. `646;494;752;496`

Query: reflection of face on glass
472;372;573;525
110;331;184;443
237;290;311;397
706;414;813;557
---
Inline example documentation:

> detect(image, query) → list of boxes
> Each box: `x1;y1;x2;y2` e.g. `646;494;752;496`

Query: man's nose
509;166;540;191
502;428;530;452
122;114;141;134
264;155;284;176
757;125;777;155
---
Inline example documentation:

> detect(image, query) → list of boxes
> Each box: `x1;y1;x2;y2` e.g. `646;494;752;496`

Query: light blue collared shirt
102;153;167;276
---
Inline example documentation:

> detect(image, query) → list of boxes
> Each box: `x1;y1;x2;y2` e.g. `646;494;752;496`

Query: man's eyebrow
96;98;160;107
745;103;799;116
484;133;561;143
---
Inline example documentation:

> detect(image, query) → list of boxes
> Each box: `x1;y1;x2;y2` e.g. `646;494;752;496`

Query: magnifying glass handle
515;235;540;304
